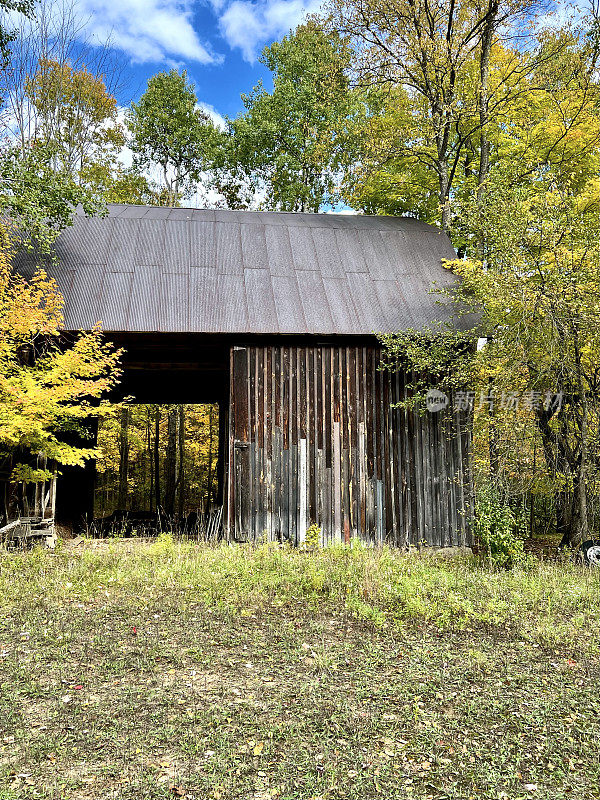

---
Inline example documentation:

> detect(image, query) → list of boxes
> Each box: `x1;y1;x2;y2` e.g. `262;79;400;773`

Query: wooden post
298;438;307;545
333;421;342;543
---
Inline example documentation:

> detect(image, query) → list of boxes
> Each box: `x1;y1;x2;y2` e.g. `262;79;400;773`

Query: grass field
0;537;598;800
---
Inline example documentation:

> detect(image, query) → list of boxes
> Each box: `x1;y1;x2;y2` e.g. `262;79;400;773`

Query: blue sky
75;0;322;123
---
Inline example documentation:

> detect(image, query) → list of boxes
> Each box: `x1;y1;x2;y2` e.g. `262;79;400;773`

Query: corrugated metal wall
227;344;472;547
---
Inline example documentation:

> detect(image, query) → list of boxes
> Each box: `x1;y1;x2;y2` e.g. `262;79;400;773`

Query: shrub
473;483;529;568
304;523;322;550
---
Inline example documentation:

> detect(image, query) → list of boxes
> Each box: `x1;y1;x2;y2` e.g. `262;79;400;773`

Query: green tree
0;143;103;253
95;403;220;519
329;0;568;229
341;86;441;219
378;56;599;548
127;70;217;206
371;6;600;547
103;169;172;206
215;21;353;212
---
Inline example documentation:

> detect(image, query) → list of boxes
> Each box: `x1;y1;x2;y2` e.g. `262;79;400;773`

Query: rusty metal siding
228;344;471;547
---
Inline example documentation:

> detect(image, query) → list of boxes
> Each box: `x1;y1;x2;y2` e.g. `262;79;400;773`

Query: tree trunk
536;398;590;549
154;406;161;511
177;404;185;518
557;464;589;549
477;2;497;206
146;414;153;513
164;406;178;517
205;405;214;514
438;161;451;232
117;406;129;510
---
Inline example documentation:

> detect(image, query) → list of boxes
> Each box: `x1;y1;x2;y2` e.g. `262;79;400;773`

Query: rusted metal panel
322;278;360;334
135;219;167;267
244;269;278;333
159;272;189;333
288;226;319;272
228;343;471;547
265;226;295;277
241;224;269;270
16;204;472;336
296;271;334;333
70;265;106;330
100;271;133;331
108;219;141;268
215;222;243;276
334;229;368;273
189;220;216;267
311;227;345;279
161;220;189;272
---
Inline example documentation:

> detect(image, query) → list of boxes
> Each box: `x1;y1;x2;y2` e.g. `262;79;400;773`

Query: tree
372;5;600;547
0;142;103;253
213;21;353;212
117;405;129;510
103;169;172;206
378;25;600;547
0;0;119;240
447;175;599;548
329;0;560;229
127;70;217;206
177;404;185;518
341;86;441;219
0;231;121;521
0;0;32;64
0;0;124;523
164;405;178;516
95;403;220;520
24;57;126;187
1;0;124;154
153;406;161;510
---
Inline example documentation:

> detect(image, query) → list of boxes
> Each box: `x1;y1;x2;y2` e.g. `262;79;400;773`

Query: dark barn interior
16;204;473;547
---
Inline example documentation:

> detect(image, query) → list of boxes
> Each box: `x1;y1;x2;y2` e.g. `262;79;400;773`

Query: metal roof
15;204;464;335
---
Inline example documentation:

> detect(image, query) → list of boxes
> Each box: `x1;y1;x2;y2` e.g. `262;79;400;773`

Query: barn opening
93;403;221;536
52;331;230;537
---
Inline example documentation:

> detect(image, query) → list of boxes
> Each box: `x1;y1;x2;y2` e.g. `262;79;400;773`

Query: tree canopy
212;21;354;212
127;69;218;206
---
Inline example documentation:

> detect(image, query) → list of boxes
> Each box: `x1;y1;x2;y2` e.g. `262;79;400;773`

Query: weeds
0;539;596;651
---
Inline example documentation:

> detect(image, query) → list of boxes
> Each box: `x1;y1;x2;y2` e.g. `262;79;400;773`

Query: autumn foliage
0;227;121;497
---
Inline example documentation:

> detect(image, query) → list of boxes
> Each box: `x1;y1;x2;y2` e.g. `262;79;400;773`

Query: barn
16;204;472;548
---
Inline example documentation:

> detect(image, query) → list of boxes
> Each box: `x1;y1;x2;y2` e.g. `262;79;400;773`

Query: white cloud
77;0;220;64
219;0;322;63
197;101;227;131
9;0;325;69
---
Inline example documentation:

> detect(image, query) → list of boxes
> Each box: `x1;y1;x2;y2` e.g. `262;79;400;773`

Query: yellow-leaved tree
0;227;121;522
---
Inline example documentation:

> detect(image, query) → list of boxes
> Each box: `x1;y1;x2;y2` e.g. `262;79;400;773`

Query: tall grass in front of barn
1;538;596;655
